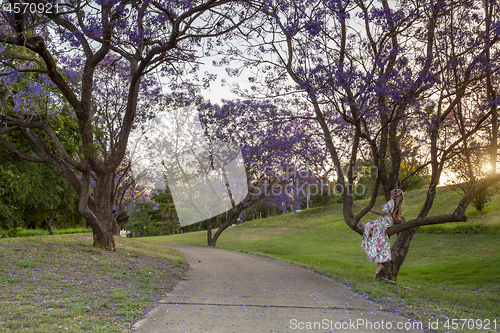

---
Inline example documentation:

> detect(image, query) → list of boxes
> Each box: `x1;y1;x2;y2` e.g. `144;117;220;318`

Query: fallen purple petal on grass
1;237;188;331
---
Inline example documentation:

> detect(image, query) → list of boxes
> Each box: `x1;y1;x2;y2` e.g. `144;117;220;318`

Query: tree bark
485;0;498;176
207;217;216;246
323;190;330;207
376;217;418;281
209;215;234;247
91;172;116;251
207;203;244;246
377;227;419;281
46;218;53;235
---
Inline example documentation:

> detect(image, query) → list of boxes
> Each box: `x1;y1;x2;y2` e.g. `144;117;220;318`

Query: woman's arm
370;209;387;216
371;200;393;216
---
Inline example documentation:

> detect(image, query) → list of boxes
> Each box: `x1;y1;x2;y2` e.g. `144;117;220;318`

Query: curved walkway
131;245;425;332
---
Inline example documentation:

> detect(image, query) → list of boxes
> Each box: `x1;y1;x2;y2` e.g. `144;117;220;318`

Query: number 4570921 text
2;1;60;15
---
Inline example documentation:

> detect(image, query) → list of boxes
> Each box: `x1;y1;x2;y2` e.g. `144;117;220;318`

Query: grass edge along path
141;187;500;333
0;234;188;332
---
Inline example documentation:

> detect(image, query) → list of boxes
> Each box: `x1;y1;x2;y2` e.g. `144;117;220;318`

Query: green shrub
0;227;91;238
418;222;493;234
17;229;47;237
53;227;91;235
0;227;21;238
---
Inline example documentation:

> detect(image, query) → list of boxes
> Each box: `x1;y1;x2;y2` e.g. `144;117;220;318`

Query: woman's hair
393;189;404;220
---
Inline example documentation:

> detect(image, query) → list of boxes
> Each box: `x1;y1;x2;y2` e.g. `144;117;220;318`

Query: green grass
140;186;500;333
0;227;92;238
0;234;186;332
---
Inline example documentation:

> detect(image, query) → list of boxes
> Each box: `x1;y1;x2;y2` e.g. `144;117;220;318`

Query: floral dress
361;199;394;263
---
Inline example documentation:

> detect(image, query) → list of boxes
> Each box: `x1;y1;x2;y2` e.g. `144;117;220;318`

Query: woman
361;189;404;274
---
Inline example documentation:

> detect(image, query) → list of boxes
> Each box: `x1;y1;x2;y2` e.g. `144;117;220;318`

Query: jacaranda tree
199;97;325;246
131;93;325;246
0;0;261;250
219;0;500;280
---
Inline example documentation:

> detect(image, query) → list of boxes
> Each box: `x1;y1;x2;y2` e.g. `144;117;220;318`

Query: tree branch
388;173;500;235
0;135;46;163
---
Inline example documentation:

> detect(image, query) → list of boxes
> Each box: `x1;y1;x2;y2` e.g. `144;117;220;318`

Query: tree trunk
91;173;116;251
207;204;244;246
377;227;419;281
113;218;120;236
209;217;232;247
46;218;53;235
207;217;216;246
485;0;498;176
323;190;330;207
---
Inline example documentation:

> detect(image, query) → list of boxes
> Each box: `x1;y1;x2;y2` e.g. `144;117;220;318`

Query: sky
196;57;250;104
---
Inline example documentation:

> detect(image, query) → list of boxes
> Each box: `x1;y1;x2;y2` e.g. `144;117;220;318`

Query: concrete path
131;245;426;332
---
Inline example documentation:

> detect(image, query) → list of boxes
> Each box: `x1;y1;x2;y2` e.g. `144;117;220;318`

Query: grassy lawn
0;234;187;332
141;186;500;332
